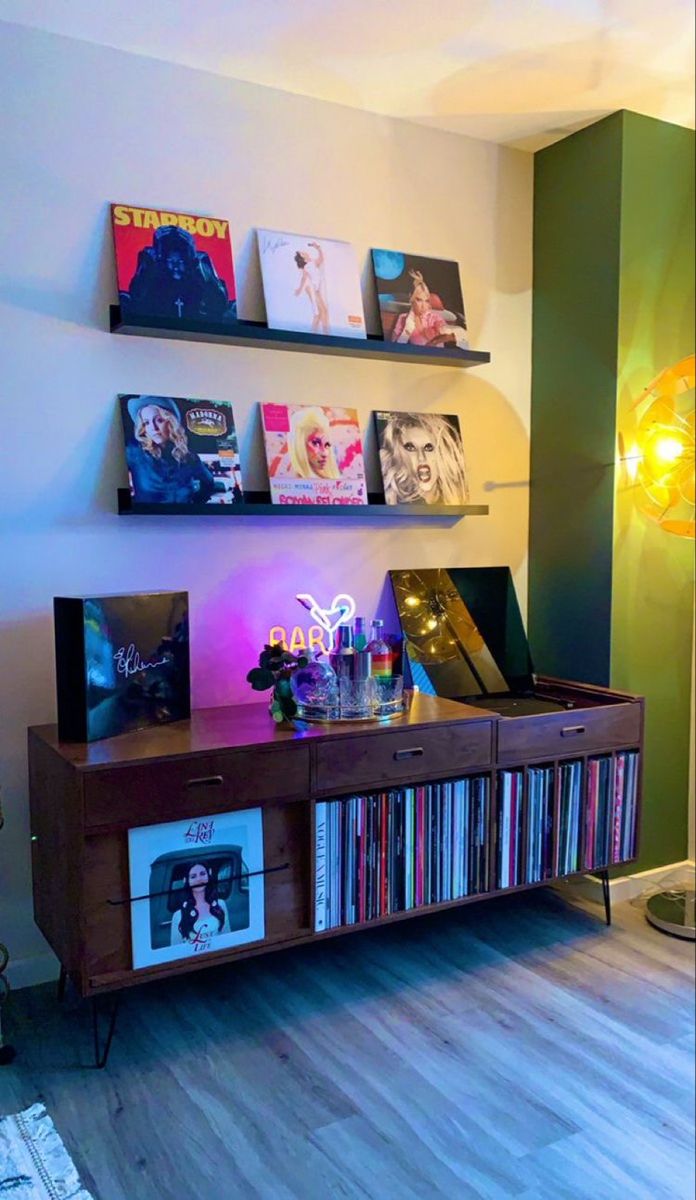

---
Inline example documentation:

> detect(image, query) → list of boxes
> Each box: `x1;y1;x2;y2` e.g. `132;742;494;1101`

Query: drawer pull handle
185;775;224;788
394;747;424;761
561;726;586;737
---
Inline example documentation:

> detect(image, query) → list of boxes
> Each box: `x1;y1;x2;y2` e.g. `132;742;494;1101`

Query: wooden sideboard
28;683;643;1006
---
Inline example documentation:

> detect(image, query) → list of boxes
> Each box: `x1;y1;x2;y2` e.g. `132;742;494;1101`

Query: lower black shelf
117;489;489;519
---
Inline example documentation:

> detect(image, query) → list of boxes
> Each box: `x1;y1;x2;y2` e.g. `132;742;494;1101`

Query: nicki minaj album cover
111;204;237;324
261;403;367;505
257;229;366;339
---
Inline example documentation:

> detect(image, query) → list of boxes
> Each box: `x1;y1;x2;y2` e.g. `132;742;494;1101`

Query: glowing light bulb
653;435;684;464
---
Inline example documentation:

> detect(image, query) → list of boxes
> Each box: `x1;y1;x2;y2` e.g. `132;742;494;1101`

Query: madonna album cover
111;204;237;323
257;229;366;338
374;411;469;505
371;250;468;349
120;395;244;506
261;402;367;505
128;808;265;969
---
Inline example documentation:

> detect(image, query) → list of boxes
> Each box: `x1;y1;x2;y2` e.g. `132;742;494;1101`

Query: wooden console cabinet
28;684;643;1004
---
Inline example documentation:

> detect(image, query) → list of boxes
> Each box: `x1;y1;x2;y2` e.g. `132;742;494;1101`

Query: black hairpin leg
600;869;612;926
0;943;16;1064
57;965;67;1003
91;994;120;1069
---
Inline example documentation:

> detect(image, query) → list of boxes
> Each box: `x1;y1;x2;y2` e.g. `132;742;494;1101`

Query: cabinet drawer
84;744;310;829
316;720;493;794
497;702;642;765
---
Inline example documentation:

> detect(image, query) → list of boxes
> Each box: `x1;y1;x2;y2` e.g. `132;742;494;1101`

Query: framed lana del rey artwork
257;228;366;338
128;808;266;969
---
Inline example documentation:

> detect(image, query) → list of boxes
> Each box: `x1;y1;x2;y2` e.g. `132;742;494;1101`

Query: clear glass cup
339;676;376;720
372;674;404;717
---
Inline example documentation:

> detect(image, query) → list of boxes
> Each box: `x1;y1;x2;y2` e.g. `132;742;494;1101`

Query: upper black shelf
109;306;491;368
117;489;488;519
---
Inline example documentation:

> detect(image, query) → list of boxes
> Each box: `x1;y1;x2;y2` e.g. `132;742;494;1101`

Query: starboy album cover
111;204;237;323
375;411;469;505
257;229;366;338
261;403;368;505
120;395;244;506
371;250;469;349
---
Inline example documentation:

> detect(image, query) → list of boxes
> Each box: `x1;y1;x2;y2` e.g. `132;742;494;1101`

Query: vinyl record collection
556;760;584;876
496;765;554;889
585;751;639;869
314;777;491;932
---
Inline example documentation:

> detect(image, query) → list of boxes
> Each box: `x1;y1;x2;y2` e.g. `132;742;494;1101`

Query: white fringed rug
0;1104;93;1198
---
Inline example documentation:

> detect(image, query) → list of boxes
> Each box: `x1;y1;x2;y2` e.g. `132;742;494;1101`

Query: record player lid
389;566;535;700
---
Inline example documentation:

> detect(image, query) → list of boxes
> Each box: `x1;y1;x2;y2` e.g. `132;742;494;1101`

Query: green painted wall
530;110;695;871
529;113;623;685
612;113;695;870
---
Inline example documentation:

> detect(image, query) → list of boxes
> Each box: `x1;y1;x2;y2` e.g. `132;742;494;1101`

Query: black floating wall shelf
109;307;491;368
117;489;489;520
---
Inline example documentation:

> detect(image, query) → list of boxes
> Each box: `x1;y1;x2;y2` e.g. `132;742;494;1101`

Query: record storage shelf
112;306;490;517
117;489;489;519
109;306;492;368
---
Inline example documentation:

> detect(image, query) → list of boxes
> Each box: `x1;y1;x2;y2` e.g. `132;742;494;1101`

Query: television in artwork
371;250;469;349
54;591;190;742
120;394;243;506
257;228;366;339
128;808;265;969
261;403;368;505
111;203;237;324
374;411;469;505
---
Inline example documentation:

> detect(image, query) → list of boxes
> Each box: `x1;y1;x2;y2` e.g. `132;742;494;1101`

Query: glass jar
290;657;339;721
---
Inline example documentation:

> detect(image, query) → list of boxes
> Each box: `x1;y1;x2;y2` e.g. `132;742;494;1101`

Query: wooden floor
1;889;693;1200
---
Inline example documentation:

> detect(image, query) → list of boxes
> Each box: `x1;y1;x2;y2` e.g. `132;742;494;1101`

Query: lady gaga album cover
374;411;469;505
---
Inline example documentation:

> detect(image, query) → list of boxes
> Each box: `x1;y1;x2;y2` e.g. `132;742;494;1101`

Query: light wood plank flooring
1;889;693;1199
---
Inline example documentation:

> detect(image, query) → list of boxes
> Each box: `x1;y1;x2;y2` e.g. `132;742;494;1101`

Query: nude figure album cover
128;808;265;968
111;204;237;324
257;229;366;339
261;403;368;505
120;394;244;506
371;250;469;350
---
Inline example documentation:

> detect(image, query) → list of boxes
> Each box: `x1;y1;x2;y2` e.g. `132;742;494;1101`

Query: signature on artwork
262;234;290;255
113;643;167;678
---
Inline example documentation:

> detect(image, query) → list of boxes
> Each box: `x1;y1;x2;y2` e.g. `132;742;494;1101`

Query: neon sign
267;592;357;656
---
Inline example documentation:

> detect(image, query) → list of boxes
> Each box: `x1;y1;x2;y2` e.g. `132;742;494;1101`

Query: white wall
0;22;533;986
